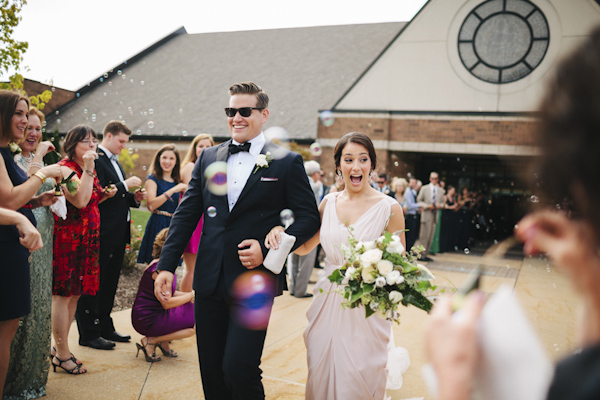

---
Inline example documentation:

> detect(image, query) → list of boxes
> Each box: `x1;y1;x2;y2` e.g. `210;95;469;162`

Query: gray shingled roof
46;23;405;140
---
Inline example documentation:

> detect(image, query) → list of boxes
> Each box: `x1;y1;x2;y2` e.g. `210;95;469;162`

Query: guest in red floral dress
51;125;116;375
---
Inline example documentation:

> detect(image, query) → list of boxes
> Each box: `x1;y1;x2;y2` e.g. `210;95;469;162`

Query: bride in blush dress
266;132;409;399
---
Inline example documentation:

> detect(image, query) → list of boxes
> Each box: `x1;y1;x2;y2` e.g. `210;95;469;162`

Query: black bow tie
228;142;251;154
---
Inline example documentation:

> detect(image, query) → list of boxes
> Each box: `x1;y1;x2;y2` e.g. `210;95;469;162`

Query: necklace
22;152;34;168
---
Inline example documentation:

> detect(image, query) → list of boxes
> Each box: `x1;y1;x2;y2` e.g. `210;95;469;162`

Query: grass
131;208;151;233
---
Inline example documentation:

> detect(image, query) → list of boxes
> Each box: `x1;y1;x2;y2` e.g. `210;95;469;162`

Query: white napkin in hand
422;285;553;400
264;232;296;274
50;196;67;220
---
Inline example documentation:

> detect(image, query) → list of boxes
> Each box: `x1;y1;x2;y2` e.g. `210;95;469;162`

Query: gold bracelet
33;171;46;183
190;290;195;304
84;169;96;177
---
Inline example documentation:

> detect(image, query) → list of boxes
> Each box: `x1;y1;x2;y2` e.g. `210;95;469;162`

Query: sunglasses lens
225;108;234;117
239;108;252;117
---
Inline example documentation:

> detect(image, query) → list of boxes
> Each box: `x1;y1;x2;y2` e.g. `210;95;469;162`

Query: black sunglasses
224;107;264;118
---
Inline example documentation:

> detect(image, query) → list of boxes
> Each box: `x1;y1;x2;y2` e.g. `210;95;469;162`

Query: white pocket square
260;177;278;182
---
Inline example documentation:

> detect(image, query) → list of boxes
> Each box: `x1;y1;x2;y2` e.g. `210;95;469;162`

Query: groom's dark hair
229;82;269;109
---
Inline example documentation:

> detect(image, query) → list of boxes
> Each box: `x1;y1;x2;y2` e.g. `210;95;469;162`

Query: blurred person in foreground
425;25;600;400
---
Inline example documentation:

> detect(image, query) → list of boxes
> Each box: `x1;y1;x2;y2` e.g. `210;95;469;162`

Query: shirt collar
99;145;114;159
232;132;265;156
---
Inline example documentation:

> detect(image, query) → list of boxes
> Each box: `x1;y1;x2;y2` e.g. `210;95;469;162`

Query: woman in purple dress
131;227;195;362
180;134;214;292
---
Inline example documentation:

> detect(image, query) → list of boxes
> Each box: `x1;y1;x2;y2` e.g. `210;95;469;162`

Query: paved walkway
45;252;578;399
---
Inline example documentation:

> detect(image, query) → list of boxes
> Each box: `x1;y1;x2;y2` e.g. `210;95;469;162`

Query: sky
11;0;427;91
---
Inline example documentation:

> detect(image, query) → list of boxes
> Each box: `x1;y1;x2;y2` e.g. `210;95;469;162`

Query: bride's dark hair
333;132;377;176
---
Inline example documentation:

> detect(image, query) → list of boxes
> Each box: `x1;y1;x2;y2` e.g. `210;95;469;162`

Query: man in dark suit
154;82;320;400
76;121;146;350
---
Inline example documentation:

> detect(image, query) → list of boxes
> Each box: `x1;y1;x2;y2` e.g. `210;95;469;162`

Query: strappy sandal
135;339;161;362
156;342;178;358
50;346;82;365
52;356;87;375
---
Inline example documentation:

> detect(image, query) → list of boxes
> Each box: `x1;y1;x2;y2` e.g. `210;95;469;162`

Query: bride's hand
265;225;285;250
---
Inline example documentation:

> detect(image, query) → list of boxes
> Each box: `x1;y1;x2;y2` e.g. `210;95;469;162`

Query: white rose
376;259;394;276
256;154;268;167
362;241;377;251
386;270;401;285
346;266;356;279
361;265;376;283
386;241;405;255
375;276;387;287
389;290;403;303
361;249;383;266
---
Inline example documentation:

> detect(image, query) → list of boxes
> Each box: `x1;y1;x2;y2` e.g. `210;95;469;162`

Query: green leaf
401;286;433;312
328;269;344;284
349;287;364;303
365;305;375;318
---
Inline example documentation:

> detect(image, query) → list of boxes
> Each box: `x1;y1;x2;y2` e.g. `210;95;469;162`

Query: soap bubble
149;109;154;115
310;142;323;156
136;130;142;135
530;195;540;203
147;121;155;129
320;110;334;127
91;114;96;122
231;271;275;330
83;109;87;114
128;148;134;155
207;206;217;218
464;248;470;255
204;161;227;196
280;209;295;228
117;70;122;75
264;126;290;160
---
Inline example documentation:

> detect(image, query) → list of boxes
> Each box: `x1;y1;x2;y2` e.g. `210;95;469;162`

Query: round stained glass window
458;0;550;84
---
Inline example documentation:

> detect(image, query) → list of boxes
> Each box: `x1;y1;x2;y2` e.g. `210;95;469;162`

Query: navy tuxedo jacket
157;140;320;296
95;151;139;247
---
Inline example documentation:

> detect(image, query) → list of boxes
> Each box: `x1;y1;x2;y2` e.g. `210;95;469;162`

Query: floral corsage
253;151;273;174
8;142;21;156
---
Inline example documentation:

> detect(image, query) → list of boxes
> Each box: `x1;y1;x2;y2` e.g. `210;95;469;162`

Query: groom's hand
154;270;174;303
238;239;264;269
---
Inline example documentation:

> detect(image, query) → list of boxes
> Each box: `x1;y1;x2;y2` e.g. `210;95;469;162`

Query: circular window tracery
458;0;550;84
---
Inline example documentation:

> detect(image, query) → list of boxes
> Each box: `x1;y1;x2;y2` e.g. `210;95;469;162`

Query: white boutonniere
253;151;273;174
8;142;21;156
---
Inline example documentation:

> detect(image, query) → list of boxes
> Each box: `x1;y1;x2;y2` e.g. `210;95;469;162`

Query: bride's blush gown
304;192;408;399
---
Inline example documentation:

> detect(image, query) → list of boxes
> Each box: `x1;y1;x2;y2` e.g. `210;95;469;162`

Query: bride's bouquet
328;231;435;323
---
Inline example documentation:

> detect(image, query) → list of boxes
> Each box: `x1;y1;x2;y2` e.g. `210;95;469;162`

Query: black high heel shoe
156;342;178;358
52;356;87;375
50;346;82;365
136;340;161;362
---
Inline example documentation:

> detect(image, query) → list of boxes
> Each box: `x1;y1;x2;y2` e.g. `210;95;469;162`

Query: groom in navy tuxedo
155;82;320;400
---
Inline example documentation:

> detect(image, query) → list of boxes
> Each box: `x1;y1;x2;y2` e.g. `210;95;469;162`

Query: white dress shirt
226;133;266;211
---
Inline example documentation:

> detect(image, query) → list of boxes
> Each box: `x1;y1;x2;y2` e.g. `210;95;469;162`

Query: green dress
4;155;54;400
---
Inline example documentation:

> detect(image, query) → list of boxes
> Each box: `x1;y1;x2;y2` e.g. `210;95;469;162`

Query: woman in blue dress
137;144;187;264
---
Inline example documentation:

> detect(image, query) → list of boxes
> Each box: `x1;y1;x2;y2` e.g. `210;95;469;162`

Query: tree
0;0;28;80
0;1;52;110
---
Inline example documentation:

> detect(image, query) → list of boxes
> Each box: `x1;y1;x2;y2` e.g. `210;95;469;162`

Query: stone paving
45;251;578;399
